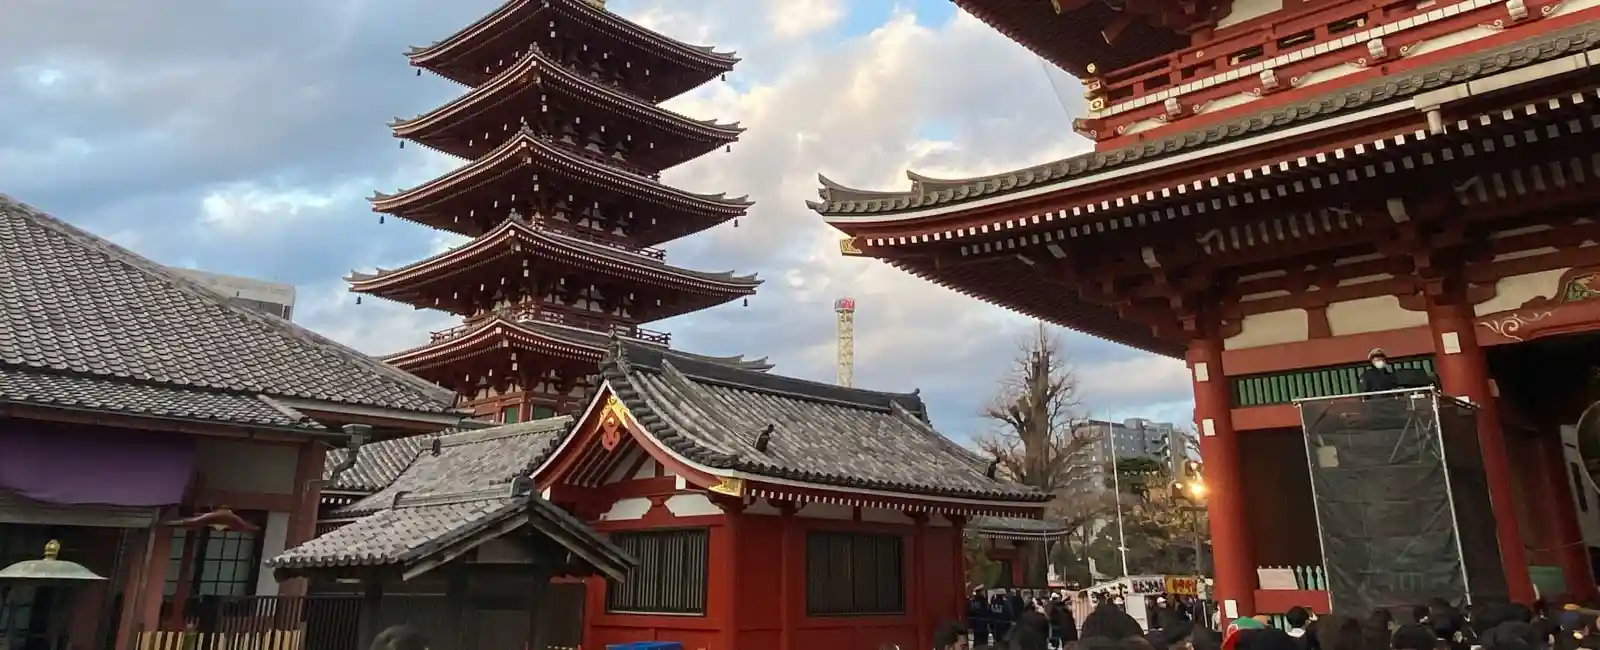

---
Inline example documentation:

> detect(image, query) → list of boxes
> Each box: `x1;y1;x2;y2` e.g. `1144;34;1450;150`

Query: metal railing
429;305;671;346
138;595;360;650
1230;357;1435;408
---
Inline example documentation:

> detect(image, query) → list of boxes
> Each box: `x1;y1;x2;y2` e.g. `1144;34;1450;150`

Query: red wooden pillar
1189;335;1256;616
1536;430;1596;599
779;502;796;650
113;527;159;650
722;503;743;650
1426;297;1536;603
280;441;328;598
950;515;968;622
910;512;930;650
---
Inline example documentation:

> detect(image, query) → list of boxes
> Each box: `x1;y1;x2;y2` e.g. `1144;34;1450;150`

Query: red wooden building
292;340;1052;650
812;0;1600;616
536;341;1051;650
356;0;768;424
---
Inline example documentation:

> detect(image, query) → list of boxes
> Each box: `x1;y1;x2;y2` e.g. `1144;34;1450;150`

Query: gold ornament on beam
708;476;745;497
839;237;863;256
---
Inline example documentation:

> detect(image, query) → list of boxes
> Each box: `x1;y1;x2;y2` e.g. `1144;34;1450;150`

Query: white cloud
766;0;844;39
10;0;1193;432
199;183;343;233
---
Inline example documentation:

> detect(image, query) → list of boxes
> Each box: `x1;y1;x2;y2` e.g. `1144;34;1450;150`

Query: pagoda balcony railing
544;131;663;180
531;216;667;261
1080;0;1510;141
429;305;671;346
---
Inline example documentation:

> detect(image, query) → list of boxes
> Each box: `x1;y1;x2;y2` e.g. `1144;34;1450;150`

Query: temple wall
193;438;298;494
1224;269;1575;352
1475;268;1569;316
1224;309;1309;350
1326;296;1429;336
1216;0;1282;29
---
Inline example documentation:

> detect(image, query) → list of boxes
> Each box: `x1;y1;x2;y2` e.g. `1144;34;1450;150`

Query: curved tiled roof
406;0;736;99
370;129;751;223
599;341;1049;503
325;434;432;493
334;417;573;518
271;486;634;582
809;26;1600;220
346;215;760;306
384;316;774;373
969;515;1072;539
954;0;1190;77
0;194;459;423
391;44;741;171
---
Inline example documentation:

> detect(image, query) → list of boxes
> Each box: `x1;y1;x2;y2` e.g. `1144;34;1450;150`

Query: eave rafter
406;0;736;96
346;216;759;318
370;128;751;235
392;45;742;169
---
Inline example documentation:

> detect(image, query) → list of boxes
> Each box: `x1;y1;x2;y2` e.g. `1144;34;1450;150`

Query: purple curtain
0;424;195;506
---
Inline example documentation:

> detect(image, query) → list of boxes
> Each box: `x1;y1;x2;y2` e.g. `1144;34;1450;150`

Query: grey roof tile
0;366;318;428
325;436;430;492
601;342;1048;503
808;25;1600;217
970;516;1071;538
0;194;459;418
279;491;521;569
323;420;501;492
334;416;572;517
271;486;634;581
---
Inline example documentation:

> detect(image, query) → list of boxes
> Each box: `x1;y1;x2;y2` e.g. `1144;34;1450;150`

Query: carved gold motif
1477;310;1553;342
600;395;629;452
707;476;745;497
839;237;863;256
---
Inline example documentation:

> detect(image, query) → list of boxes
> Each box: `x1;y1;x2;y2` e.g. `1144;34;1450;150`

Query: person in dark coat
1361;348;1401;393
970;589;993;646
1048;595;1078;649
992;592;1017;645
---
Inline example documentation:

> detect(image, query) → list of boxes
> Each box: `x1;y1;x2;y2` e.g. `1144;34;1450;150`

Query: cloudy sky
0;0;1193;437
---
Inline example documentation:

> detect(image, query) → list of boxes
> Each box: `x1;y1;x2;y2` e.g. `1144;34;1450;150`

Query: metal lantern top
0;540;107;583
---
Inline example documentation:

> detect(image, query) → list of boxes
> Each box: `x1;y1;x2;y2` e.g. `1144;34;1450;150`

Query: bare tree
975;323;1103;584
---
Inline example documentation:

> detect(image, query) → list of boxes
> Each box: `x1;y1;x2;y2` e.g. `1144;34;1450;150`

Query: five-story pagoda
351;0;766;422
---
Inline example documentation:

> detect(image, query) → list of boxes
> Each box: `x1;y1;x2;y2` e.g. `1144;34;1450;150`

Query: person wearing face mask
1360;348;1401;393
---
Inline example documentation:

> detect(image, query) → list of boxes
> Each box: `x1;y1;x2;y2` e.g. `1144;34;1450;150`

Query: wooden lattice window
805;531;905;616
605;528;709;615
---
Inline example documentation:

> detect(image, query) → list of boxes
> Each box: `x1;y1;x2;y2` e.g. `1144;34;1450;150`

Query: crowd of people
964;588;1082;649
935;597;1600;650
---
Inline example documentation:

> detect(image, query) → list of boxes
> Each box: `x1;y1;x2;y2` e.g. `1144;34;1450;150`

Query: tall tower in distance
835;297;856;387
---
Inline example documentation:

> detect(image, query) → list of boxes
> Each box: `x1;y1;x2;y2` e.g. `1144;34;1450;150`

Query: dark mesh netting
1437;398;1509;602
1299;392;1470;613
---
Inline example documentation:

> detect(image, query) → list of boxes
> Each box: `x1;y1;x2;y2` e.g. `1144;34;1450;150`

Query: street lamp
1171;481;1207;577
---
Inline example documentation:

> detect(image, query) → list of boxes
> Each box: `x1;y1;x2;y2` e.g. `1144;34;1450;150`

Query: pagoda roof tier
391;45;741;171
808;26;1596;225
953;0;1191;78
347;215;760;321
407;0;736;99
834;82;1600;357
371;129;750;239
385;317;773;379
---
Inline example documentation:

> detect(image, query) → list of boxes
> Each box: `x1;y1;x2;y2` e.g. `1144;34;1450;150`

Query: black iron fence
138;594;360;650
